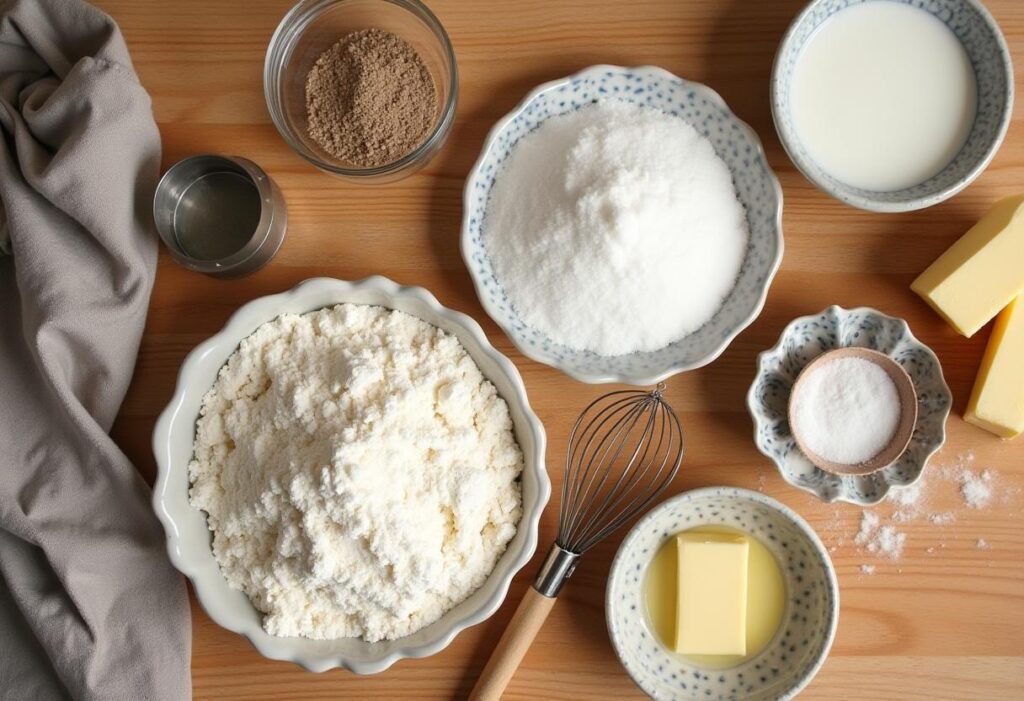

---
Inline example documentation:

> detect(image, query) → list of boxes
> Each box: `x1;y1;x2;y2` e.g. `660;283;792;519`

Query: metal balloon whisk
471;386;684;701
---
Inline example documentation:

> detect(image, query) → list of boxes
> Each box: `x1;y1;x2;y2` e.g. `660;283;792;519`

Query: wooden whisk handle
469;586;557;701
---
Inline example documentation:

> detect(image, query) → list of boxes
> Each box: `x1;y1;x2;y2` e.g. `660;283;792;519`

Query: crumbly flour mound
189;304;524;642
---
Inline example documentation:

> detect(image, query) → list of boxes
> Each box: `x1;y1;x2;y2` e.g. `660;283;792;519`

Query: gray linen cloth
0;0;191;699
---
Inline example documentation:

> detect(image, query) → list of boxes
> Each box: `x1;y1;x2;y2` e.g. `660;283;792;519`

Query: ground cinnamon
305;29;437;168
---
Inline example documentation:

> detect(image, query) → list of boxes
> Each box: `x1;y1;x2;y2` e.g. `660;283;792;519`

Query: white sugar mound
483;99;748;356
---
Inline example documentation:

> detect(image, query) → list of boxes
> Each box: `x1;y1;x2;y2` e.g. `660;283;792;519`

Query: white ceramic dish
748;306;952;505
152;276;550;673
607;487;839;701
771;0;1013;212
461;64;783;385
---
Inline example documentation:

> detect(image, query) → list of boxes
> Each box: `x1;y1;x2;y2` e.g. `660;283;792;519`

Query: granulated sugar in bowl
462;65;784;385
484;100;749;357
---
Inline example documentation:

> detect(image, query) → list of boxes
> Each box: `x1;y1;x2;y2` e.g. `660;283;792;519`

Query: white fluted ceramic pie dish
152;276;549;673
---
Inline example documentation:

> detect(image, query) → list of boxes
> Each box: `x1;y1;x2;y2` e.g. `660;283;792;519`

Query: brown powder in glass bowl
304;29;438;169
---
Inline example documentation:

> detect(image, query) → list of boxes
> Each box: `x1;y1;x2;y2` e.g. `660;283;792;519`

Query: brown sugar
304;29;438;168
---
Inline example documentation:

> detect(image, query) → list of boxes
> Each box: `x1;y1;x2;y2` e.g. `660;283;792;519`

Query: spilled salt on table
961;469;994;509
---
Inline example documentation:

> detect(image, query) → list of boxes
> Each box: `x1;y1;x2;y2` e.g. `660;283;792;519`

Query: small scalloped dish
151;276;550;673
747;306;951;505
461;64;783;385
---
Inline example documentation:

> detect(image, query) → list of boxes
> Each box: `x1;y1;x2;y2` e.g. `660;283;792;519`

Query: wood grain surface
98;0;1024;698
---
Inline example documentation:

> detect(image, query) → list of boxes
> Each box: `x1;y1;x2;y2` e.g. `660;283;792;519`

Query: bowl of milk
772;0;1013;212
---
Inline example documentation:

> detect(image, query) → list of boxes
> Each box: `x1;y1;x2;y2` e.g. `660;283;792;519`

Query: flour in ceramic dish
189;304;524;642
482;99;748;356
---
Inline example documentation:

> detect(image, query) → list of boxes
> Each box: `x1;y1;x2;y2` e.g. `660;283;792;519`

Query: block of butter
911;194;1024;337
966;294;1024;438
675;533;749;656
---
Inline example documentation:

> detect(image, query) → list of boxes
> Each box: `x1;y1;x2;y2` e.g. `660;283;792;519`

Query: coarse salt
483;99;748;356
793;356;901;465
961;469;994;509
854;510;906;560
854;510;880;545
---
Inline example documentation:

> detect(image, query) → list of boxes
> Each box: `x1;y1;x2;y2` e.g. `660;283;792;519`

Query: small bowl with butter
606;487;838;701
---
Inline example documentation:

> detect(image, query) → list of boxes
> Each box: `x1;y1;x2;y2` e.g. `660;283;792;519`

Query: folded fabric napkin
0;0;191;699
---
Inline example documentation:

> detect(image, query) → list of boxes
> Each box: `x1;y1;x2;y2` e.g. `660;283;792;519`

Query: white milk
789;1;977;192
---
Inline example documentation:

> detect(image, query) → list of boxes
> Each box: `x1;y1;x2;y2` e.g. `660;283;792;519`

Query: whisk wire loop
559;391;648;546
556;387;684;554
561;395;651;545
576;402;682;552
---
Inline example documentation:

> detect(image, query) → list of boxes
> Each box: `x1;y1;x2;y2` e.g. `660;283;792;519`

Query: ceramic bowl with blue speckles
771;0;1013;212
748;306;952;505
607;487;839;701
461;65;783;385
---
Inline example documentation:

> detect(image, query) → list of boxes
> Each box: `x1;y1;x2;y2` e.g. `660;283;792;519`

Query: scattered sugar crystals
824;449;1010;573
960;469;994;509
854;511;880;544
855;513;906;560
854;510;906;560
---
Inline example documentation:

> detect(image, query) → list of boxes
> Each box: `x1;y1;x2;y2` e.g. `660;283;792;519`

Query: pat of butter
675;533;749;656
966;294;1024;438
911;195;1024;337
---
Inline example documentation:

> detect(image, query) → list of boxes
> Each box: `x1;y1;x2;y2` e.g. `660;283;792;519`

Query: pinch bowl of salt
461;64;784;385
747;305;952;505
788;348;917;476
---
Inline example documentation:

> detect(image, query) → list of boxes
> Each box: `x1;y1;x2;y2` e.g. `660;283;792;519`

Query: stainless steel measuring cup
153;154;287;276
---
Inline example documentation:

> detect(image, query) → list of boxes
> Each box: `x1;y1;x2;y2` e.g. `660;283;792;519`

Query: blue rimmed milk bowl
772;0;1013;212
461;65;783;385
607;487;839;701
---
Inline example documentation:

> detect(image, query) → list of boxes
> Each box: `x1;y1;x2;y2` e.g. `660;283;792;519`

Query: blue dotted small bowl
771;0;1014;212
607;487;839;701
461;65;783;385
748;306;952;505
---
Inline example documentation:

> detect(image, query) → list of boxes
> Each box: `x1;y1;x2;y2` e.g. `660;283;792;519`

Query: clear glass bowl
264;0;457;182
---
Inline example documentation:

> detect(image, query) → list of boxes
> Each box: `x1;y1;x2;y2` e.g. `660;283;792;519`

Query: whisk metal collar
533;543;581;597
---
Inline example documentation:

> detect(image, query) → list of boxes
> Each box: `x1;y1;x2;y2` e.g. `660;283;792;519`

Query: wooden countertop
102;0;1024;698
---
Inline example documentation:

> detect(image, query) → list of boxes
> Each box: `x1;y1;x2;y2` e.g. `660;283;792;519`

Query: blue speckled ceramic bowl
607;487;839;701
461;65;783;385
772;0;1013;212
748;306;952;505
